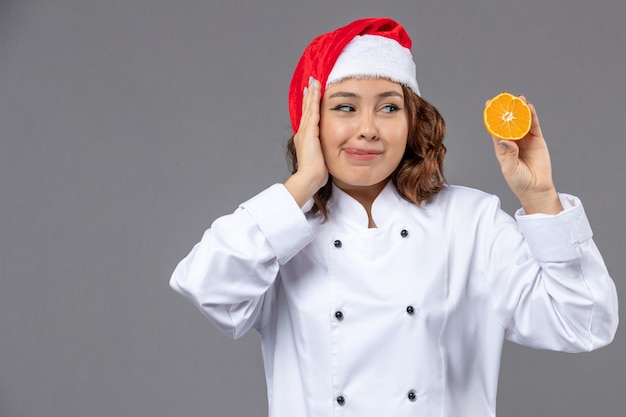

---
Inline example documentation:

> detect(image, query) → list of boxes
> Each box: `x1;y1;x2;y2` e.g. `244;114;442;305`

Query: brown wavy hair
286;85;447;220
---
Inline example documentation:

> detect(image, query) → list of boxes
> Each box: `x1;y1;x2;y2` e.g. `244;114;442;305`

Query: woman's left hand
490;96;563;214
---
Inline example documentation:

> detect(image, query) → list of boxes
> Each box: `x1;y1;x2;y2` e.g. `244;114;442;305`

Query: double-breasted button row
334;307;414;321
333;229;409;249
334;391;417;406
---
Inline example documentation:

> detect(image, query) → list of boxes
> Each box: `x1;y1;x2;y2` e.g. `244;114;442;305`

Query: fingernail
499;141;508;148
303;86;308;96
308;76;314;86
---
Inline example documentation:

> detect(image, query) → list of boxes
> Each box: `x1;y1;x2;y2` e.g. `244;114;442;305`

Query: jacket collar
328;181;404;229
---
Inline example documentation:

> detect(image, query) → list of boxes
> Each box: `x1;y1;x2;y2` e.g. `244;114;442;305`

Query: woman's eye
331;105;355;112
381;104;401;113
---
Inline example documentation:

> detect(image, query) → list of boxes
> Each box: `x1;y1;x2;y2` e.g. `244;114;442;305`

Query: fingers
292;77;328;189
492;136;519;169
299;77;321;136
294;76;322;163
526;102;543;139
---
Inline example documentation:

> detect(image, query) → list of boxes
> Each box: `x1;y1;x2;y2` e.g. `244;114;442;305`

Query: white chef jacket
170;182;618;417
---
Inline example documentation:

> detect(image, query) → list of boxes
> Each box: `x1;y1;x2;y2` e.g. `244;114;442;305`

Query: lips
344;148;382;155
342;148;383;161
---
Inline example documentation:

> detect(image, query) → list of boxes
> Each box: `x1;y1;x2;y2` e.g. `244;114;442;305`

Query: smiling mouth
343;148;382;161
344;148;382;156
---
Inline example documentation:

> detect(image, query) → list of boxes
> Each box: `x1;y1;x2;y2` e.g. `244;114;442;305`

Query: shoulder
420;185;510;229
421;185;515;239
426;184;500;209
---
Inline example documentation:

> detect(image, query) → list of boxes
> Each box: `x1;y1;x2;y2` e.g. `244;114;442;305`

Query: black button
334;240;342;248
335;311;344;321
408;390;417;401
400;229;409;238
336;395;345;405
406;305;415;315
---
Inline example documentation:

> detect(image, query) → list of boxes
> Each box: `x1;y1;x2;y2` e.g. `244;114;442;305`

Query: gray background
0;0;624;416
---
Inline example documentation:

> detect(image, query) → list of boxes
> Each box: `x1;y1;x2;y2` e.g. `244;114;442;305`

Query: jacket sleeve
169;184;314;339
486;193;618;352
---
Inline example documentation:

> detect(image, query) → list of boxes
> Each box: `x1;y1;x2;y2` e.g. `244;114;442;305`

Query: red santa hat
288;17;420;133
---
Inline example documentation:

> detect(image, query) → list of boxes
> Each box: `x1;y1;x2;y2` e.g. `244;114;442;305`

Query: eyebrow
327;90;404;99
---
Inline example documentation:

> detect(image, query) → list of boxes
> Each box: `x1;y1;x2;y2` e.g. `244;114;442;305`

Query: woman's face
320;77;408;198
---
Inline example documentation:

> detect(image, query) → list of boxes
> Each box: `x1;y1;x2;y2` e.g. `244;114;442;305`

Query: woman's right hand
284;77;329;207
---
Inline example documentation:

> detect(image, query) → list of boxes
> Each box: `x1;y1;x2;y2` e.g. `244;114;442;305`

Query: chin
333;176;389;190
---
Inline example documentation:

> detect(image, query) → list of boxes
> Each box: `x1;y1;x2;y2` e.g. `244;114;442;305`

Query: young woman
170;17;618;417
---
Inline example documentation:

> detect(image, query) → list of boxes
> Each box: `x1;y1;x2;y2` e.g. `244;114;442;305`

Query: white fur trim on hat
326;34;420;95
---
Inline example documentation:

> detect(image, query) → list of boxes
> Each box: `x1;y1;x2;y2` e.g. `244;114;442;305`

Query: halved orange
483;92;531;140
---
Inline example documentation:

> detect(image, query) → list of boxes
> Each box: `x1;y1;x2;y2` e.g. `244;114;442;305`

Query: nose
357;113;378;141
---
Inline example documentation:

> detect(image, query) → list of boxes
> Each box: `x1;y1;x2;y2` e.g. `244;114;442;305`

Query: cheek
319;117;350;153
318;124;332;156
387;122;409;154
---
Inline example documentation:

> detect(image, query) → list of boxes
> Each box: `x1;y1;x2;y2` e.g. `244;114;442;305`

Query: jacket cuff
515;194;593;262
240;184;313;264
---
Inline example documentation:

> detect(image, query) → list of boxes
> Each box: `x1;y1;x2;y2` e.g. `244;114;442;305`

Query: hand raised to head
284;77;329;207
